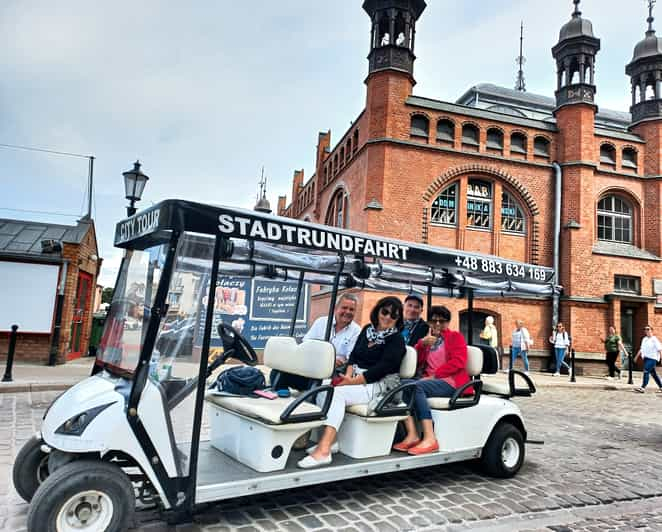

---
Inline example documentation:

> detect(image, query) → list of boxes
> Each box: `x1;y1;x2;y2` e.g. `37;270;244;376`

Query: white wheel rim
56;490;114;532
501;437;520;469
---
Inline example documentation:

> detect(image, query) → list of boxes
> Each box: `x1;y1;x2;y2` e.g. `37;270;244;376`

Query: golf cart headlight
55;402;116;436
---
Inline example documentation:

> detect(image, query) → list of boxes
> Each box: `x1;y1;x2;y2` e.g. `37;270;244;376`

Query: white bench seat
205;392;321;425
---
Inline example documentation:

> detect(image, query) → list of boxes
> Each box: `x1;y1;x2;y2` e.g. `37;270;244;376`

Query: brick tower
552;0;600;300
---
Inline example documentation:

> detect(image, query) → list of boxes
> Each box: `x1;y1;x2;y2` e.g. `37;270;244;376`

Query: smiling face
334;297;356;328
428;314;450;336
403;299;423;321
377;304;400;331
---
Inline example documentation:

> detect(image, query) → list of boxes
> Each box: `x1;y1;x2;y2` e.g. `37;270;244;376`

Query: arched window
534;136;551;158
462;124;479;151
326;188;349;228
600;143;616;166
430;183;457;225
346;140;352;162
467;179;492;229
410;115;429;140
339;147;345;167
352;129;359;153
622;147;637;171
501;192;526;234
510;132;527;155
486;128;504;152
598;195;632;243
436;119;455;143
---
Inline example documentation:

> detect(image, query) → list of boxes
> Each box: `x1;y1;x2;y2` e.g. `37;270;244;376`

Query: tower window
534;136;551;158
462;124;479;151
326;188;349;228
510;132;527;155
353;130;359;153
436;119;455;143
410;115;429;140
486;128;504;152
600;144;616;166
467;179;492;229
622;148;637;171
597;195;632;244
430;184;457;226
501;192;526;234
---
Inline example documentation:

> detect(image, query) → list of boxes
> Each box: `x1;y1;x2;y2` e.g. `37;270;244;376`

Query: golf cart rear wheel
13;435;50;502
481;422;525;478
27;460;135;532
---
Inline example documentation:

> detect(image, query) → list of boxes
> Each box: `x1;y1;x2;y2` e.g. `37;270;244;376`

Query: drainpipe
48;260;68;366
552;162;562;328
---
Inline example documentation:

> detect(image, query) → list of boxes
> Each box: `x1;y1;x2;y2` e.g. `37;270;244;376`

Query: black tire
13;436;50;502
480;422;525;478
27;460;135;532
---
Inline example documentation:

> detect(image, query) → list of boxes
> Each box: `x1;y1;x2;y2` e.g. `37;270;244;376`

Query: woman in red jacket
393;305;469;455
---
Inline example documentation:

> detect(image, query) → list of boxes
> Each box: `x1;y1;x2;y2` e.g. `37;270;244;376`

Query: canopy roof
114;200;559;297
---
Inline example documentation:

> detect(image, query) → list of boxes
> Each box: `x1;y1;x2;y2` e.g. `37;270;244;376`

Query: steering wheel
217;323;258;366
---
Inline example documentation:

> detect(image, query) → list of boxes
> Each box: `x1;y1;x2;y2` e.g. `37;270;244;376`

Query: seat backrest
400;346;417;378
466;346;484;377
473;345;499;374
263;337;335;379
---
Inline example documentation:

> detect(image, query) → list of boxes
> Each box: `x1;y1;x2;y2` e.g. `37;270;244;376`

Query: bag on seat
213;366;266;396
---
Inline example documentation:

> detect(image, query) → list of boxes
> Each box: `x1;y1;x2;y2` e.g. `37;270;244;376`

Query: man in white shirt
303;293;361;367
634;325;662;393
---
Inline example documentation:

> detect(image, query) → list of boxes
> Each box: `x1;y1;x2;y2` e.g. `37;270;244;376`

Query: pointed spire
648;0;657;35
515;21;526;92
573;0;581;17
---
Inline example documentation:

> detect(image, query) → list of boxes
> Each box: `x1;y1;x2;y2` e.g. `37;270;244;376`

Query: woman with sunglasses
393;305;469;456
549;323;571;376
298;296;406;469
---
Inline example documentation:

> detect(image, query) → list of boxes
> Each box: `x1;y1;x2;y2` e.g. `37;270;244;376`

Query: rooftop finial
515;21;526;92
573;0;581;17
648;0;657;34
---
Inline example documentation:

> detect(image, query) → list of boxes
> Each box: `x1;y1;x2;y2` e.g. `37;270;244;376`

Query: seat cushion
481;379;511;396
205;392;321;424
427;397;451;410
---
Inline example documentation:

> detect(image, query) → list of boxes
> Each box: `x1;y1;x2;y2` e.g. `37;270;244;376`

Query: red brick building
0;217;101;364
277;0;662;373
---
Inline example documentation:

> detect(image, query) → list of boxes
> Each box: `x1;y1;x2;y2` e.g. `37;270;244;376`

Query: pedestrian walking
480;316;498;349
511;320;533;373
600;326;624;380
549;323;571;376
633;325;662;393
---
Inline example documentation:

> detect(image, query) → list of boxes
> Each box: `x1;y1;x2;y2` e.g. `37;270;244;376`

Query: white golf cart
13;200;555;532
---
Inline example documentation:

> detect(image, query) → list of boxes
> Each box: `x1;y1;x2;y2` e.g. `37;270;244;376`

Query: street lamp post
123;160;149;217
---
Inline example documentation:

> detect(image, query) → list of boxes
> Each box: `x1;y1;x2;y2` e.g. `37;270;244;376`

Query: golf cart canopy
114;200;558;297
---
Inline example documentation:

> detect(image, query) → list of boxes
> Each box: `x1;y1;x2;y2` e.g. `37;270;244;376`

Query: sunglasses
645;327;652;331
428;318;449;324
379;307;400;319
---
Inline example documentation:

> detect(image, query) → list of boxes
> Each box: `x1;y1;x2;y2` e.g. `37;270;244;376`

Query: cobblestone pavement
2;387;662;531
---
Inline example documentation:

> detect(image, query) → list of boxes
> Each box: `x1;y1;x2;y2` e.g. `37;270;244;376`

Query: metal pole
2;325;19;382
509;344;513;371
127;200;136;218
289;271;305;336
426;285;432;321
570;348;576;383
467;288;474;344
86;156;95;219
627;350;634;385
324;257;345;342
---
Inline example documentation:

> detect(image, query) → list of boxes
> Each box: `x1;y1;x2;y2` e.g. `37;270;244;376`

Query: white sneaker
306;442;339;455
297;453;332;469
606;376;614;381
553;372;560;377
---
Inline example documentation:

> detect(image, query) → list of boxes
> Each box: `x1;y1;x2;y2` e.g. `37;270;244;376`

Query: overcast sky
0;0;652;286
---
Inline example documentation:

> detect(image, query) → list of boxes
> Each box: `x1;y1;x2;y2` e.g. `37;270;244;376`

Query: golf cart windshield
95;244;167;377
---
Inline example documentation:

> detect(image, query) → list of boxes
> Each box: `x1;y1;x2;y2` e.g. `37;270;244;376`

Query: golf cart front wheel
12;435;50;502
481;422;525;478
27;460;135;532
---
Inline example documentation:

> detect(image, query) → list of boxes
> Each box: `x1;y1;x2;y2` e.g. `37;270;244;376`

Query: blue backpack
213;366;265;396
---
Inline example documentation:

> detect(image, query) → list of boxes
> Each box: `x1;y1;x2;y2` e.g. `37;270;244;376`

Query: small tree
101;287;114;304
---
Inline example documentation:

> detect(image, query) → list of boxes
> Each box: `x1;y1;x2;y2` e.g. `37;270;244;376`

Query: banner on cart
195;276;310;350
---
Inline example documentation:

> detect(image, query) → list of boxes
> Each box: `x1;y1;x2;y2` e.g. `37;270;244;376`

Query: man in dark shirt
401;293;430;347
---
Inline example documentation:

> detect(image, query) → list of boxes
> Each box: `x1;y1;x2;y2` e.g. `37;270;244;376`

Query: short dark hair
428;305;451;322
369;296;404;330
404;292;424;306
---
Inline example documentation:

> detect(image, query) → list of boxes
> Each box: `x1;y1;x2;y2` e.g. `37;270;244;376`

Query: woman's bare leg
399;416;421;445
419;419;437;446
309;426;337;460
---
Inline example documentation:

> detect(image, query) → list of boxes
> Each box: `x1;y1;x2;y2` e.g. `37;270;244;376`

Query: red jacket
415;329;471;394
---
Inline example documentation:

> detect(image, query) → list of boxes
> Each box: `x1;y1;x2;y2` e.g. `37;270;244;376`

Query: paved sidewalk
0;356;650;394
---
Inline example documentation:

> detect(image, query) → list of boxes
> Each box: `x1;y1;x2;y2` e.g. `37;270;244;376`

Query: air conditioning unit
41;239;62;253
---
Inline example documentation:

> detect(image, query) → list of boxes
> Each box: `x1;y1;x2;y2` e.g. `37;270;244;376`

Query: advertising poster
196;276;309;351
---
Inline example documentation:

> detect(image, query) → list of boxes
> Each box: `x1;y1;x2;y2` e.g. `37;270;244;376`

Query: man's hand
421;334;437;347
335;357;345;368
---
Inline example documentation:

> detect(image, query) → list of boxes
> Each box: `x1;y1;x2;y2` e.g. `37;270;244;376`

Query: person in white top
634;325;662;393
303;293;361;367
511;320;533;372
549;323;571;376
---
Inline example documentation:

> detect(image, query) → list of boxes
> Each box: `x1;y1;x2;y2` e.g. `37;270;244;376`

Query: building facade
0;217;101;364
278;0;662;373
